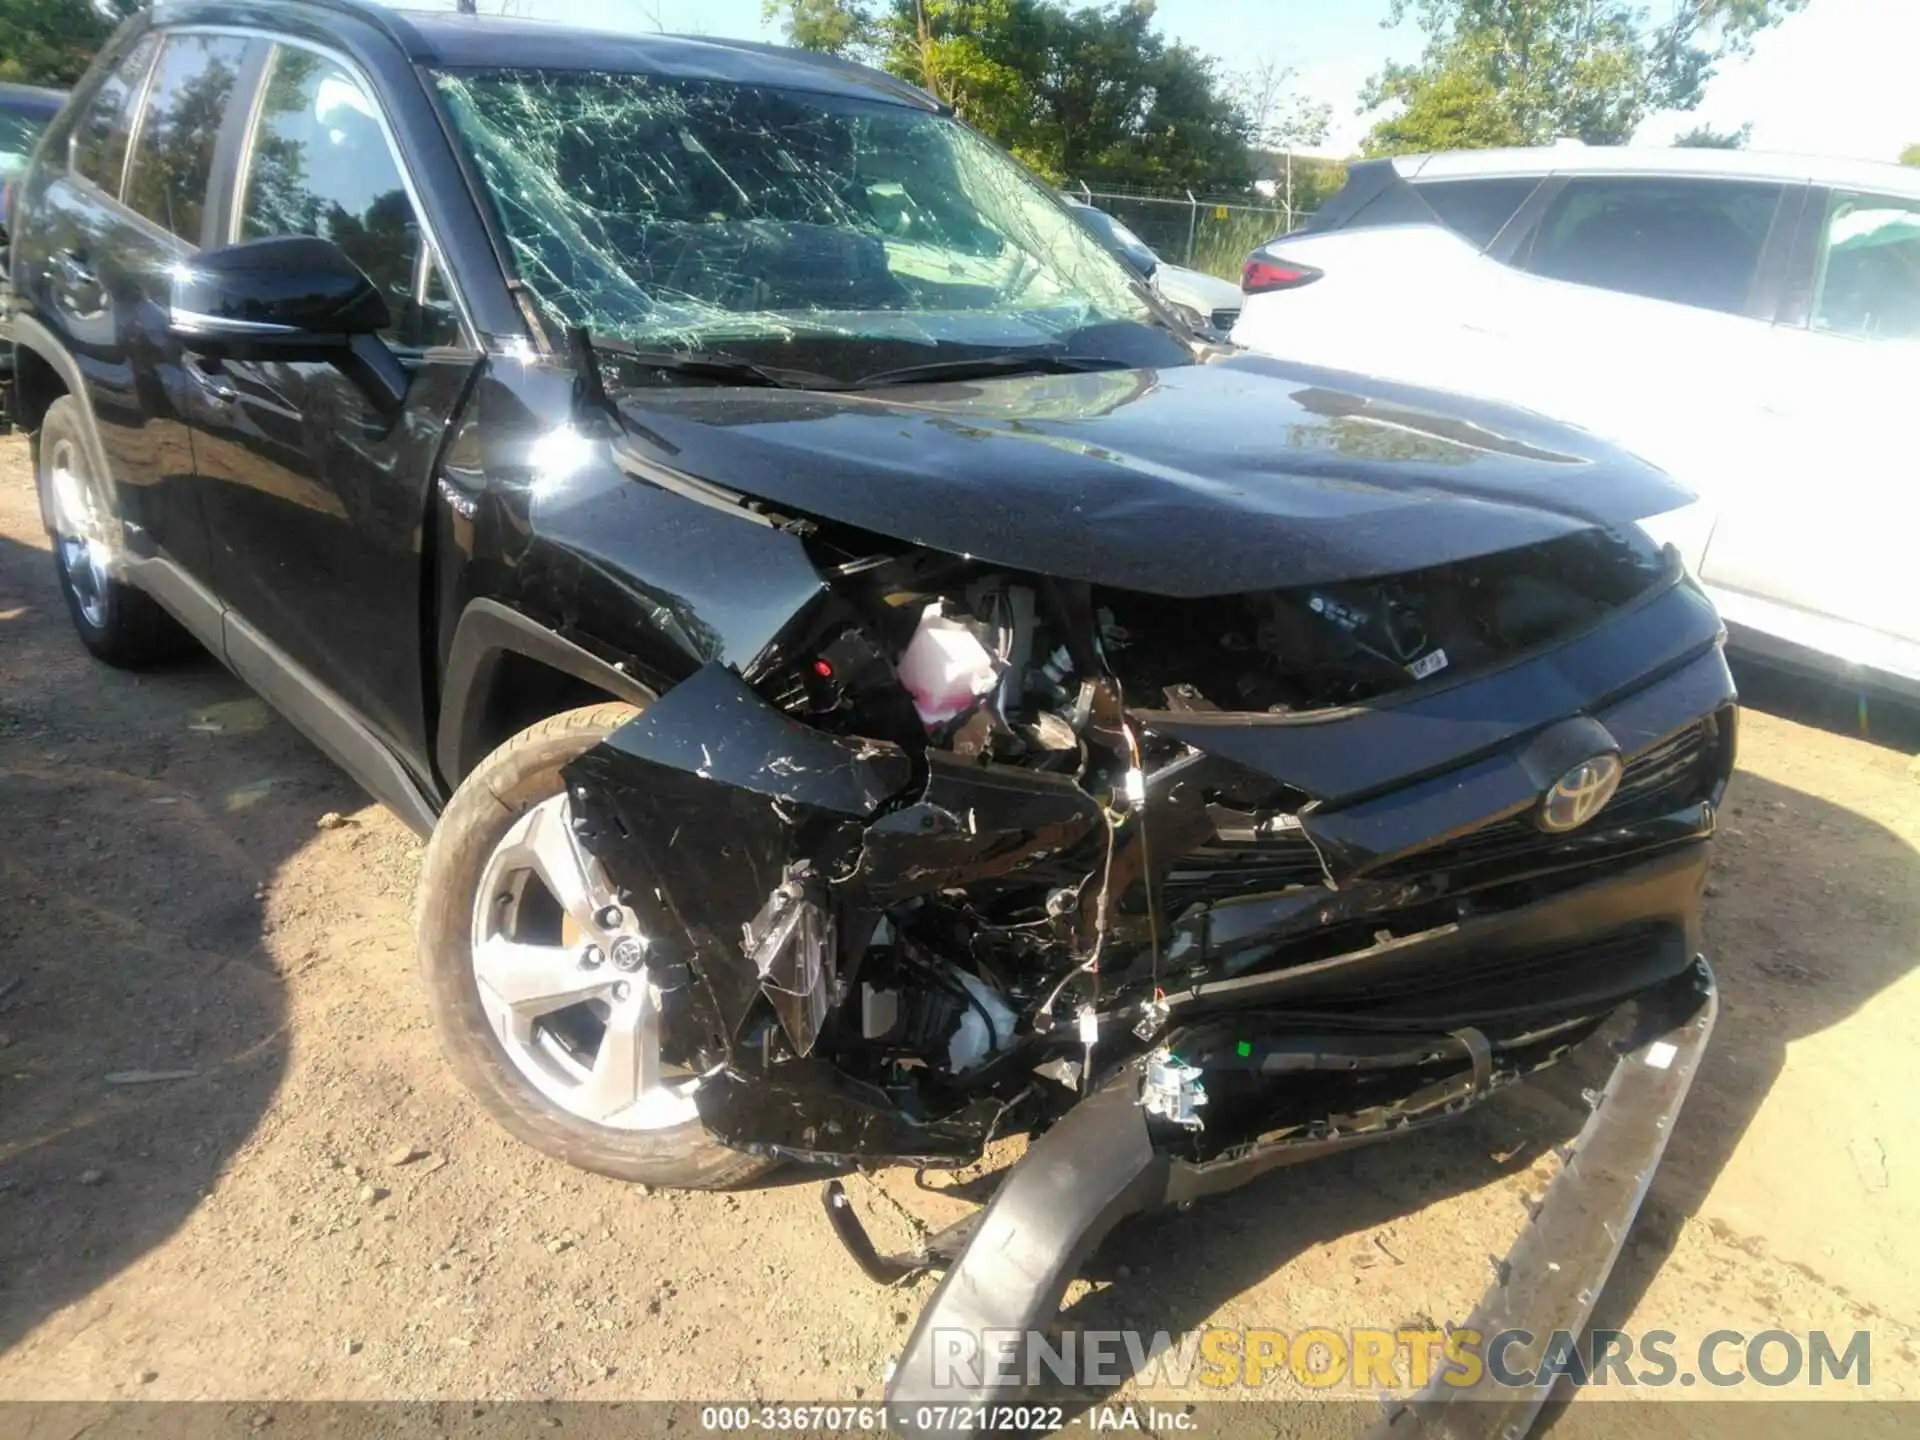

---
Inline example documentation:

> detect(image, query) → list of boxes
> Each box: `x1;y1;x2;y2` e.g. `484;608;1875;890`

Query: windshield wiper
852;353;1137;389
592;337;845;391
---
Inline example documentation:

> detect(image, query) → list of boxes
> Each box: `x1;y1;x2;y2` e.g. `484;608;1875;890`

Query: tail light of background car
1242;253;1323;294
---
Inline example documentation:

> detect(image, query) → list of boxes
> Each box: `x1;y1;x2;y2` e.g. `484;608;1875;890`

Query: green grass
1191;207;1294;281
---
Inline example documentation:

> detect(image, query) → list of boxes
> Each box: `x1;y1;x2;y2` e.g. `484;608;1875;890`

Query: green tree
1012;1;1252;187
1673;121;1752;148
1362;64;1525;155
0;0;139;86
1902;144;1920;169
762;0;872;54
765;0;1255;189
1361;0;1807;156
881;0;1038;152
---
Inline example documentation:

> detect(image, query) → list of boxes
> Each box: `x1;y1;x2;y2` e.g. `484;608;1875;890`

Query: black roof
0;82;67;118
215;1;942;110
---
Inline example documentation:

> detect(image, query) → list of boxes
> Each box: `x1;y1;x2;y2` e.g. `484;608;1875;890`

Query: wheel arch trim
11;315;116;538
437;598;657;787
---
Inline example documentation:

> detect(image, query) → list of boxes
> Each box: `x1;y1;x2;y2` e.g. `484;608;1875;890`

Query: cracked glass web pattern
432;69;1152;354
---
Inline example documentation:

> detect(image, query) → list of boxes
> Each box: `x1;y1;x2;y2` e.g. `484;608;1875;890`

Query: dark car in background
1;81;66;428
9;2;1729;1426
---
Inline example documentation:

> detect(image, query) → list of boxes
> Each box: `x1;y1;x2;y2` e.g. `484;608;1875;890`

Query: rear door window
1525;176;1783;315
1413;177;1540;247
123;32;252;242
1812;191;1920;341
236;45;462;349
70;34;159;194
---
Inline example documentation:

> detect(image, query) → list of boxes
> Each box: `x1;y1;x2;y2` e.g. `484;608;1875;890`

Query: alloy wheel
470;792;702;1131
47;437;112;630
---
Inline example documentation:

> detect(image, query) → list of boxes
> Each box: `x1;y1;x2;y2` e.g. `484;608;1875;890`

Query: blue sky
422;0;1915;164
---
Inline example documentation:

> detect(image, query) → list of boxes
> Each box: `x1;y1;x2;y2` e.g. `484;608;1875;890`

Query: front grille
1312;922;1687;1021
1375;718;1716;877
1161;715;1722;913
1162;835;1326;912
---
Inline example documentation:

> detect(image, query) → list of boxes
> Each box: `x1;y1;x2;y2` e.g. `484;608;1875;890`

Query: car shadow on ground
1730;655;1920;755
0;528;356;1360
1045;692;1920;1428
1579;694;1920;1326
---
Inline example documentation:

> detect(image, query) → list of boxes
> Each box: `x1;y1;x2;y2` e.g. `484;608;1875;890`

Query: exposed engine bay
769;523;1665;732
741;525;1663;1073
562;515;1727;1170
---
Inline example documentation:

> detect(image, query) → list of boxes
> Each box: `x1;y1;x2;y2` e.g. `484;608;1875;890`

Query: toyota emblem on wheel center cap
1536;754;1623;834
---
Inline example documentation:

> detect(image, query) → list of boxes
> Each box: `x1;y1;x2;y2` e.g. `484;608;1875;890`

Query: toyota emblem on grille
1537;754;1623;834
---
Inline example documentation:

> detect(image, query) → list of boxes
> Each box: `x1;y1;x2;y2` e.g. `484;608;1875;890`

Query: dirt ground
2;430;1917;1423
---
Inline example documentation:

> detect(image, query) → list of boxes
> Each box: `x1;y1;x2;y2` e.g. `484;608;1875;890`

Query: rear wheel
415;702;774;1188
38;397;197;668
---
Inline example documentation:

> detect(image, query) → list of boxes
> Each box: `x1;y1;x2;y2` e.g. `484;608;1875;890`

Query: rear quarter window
1412;177;1541;247
1814;191;1920;341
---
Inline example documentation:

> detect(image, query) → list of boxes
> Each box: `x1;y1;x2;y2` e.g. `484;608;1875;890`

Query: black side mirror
170;236;407;411
170;235;390;341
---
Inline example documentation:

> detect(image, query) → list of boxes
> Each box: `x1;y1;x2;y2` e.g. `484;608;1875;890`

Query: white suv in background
1232;148;1920;694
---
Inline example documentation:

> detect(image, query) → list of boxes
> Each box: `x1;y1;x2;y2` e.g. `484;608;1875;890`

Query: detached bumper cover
885;958;1719;1436
1371;956;1716;1439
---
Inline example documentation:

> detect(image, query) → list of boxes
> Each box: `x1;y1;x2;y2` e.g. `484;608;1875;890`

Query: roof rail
217;0;437;60
686;35;944;110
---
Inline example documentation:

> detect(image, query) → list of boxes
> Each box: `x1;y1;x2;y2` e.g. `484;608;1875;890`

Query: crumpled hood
610;351;1694;597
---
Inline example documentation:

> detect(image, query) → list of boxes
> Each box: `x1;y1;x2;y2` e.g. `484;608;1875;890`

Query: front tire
415;702;774;1189
37;396;197;668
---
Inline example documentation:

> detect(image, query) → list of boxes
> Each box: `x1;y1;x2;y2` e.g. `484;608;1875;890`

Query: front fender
451;365;834;698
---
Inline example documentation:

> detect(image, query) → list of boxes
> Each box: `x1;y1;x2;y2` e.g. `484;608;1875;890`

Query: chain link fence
1065;181;1314;280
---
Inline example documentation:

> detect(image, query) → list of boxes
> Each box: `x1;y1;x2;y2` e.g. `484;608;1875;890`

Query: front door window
1813;191;1920;341
237;46;461;348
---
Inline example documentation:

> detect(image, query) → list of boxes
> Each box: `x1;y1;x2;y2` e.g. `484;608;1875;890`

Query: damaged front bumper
881;956;1717;1436
560;576;1732;1158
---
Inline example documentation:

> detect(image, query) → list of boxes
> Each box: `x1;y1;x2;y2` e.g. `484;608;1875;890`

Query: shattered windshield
432;69;1184;377
1069;203;1160;276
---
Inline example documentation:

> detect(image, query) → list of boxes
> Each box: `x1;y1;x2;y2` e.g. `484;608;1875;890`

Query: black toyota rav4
12;1;1729;1422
